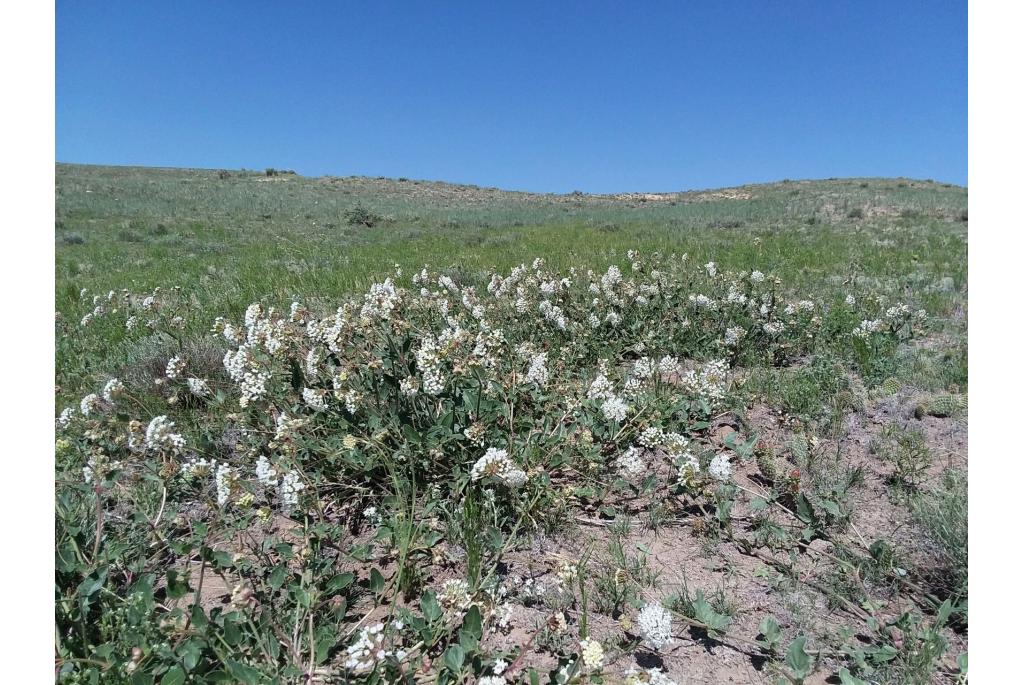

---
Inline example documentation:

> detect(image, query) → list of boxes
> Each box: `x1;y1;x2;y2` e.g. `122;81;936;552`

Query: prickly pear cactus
880;377;901;395
756;446;778;482
928;393;964;417
789;434;809;465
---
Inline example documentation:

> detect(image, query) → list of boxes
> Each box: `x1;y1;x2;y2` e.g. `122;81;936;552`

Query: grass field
55;164;967;684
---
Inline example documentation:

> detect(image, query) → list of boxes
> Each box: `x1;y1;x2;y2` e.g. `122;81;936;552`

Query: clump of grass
872;423;933;492
911;469;967;602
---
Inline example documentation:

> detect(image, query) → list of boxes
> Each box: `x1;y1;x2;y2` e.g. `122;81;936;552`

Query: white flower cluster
853;319;884;339
144;415;186;452
187;377;210;397
165;355;185;379
470;448;527;488
724;326;746;346
709;453;733;482
215;463;233;506
677;359;729;405
636;601;674;650
360;278;400;321
279;470;305;512
223;347;270;407
438;578;473;614
255;454;277;487
344;623;406;672
57;407;75;429
415;336;446;396
79;393;102;417
102;378;124;403
615;446;646;477
180;457;217;480
601;396;629;422
302;387;328;411
525;351;549;387
677;450;701;487
579;638;605;669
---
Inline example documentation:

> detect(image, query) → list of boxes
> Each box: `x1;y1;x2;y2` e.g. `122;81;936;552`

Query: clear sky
56;1;966;193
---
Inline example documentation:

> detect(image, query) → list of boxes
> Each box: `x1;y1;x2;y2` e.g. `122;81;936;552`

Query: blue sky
57;1;966;193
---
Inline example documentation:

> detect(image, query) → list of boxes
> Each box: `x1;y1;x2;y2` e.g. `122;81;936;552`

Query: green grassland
56;163;966;400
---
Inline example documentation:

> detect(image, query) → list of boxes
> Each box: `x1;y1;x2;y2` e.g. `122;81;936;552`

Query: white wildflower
215;463;233;506
79;393;102;417
601;395;629;422
187;377;211;397
709;453;733;482
279;470;305;512
144;415;186;452
525;352;549;387
255;455;277;488
165;355;184;379
580;637;605;669
615;446;645;477
636;602;673;650
101;378;124;403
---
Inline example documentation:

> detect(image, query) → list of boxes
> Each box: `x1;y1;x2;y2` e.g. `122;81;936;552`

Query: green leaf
178;639;201;671
820;499;843;518
369;567;386;593
421;592;442;622
161;666;186;685
442;645;465;673
794;494;815;524
326;572;355;594
462;605;483;640
225;659;261;684
758;616;781;649
785;635;813;678
165;569;189;600
838;668;867;685
268;564;287;590
402;423;421;444
692;593;731;636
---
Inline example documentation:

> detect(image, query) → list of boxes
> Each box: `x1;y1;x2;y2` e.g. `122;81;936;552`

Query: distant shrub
900;209;923;220
345;204;383;228
847;207;865;219
217;170;231;179
265;168;278;176
959;209;968;222
150;223;170;236
708;219;744;229
61;233;85;245
117;230;143;243
860;182;869;188
398;177;409;182
806;216;820;225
